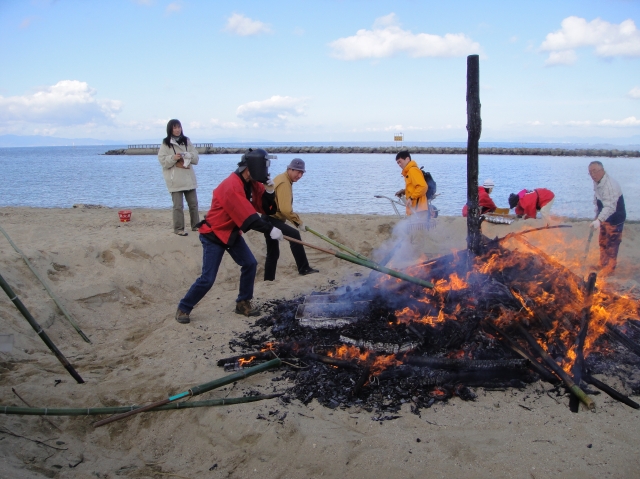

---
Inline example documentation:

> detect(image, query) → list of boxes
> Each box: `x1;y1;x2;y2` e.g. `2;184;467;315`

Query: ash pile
220;240;640;418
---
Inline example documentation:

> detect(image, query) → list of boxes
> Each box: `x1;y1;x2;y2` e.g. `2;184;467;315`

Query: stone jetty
105;145;640;157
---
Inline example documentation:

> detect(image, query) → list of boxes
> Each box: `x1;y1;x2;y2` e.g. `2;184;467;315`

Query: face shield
243;149;277;183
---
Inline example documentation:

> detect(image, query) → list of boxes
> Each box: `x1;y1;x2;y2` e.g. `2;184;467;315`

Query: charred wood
606;324;640;357
402;356;528;371
483;321;559;384
216;350;278;367
583;372;640;409
377;366;529;387
302;352;361;370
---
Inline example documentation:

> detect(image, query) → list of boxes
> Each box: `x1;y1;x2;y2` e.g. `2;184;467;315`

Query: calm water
1;145;638;220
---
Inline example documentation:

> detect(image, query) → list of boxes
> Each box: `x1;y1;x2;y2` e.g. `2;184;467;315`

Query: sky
1;0;639;144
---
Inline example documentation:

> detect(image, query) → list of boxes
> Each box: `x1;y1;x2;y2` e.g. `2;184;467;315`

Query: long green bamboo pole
283;236;434;289
516;324;595;410
94;358;282;427
1;394;281;417
0;272;84;384
0;224;90;343
304;226;371;261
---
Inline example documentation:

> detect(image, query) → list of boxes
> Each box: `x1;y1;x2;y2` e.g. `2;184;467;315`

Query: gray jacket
158;138;199;192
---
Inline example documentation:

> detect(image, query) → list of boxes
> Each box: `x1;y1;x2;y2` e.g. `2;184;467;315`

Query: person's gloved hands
590;219;601;230
395;189;405;198
297;223;306;233
269;227;283;241
183;152;193;160
264;178;275;194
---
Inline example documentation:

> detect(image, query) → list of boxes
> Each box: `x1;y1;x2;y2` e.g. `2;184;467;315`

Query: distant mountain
0;135;126;147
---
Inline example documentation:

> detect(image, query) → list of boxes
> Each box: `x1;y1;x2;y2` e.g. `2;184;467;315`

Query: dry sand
0;207;639;479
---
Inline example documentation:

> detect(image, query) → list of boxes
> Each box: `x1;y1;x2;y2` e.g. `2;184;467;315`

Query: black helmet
238;148;273;183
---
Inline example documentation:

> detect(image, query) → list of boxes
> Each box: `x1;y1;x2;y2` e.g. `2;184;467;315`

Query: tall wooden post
466;54;482;255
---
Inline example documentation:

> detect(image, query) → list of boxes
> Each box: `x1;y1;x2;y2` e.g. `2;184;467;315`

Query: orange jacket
402;160;428;215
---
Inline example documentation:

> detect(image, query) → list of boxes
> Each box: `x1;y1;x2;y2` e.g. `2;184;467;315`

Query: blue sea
1;145;638;220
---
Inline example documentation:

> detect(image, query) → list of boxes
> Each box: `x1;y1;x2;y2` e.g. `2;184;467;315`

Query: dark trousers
171;189;199;233
599;222;624;275
178;235;257;313
263;216;310;280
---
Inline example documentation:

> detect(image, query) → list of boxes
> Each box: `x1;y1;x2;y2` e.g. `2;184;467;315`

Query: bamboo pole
1;394;281;417
304;226;371;262
516;324;595;410
570;272;597;413
583;373;640;409
0;272;84;384
0;223;90;343
283;236;434;289
94;358;282;427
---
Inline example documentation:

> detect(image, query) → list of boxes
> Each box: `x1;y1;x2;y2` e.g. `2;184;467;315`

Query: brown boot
175;308;190;324
235;300;260;317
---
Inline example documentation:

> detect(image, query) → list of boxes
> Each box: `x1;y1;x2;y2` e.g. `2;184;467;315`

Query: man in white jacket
588;161;626;276
158;120;199;236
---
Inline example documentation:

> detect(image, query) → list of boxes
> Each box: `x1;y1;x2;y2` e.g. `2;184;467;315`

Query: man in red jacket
508;188;555;220
175;149;282;324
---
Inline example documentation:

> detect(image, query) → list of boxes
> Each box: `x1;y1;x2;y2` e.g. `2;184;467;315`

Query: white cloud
544;50;577;66
165;2;182;14
329;13;481;60
210;119;241;129
540;16;640;64
598;116;640;127
629;87;640;99
236;95;306;126
224;13;272;36
0;80;121;126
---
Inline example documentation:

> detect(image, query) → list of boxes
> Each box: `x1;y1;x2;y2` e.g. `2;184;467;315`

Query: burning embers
221;236;640;416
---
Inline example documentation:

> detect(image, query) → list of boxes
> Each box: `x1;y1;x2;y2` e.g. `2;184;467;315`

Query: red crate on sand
118;210;132;222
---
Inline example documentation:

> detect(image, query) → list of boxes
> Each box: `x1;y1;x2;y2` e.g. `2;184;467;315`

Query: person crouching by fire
508;188;555;221
174;149;283;324
394;150;428;216
462;178;497;217
588;161;626;277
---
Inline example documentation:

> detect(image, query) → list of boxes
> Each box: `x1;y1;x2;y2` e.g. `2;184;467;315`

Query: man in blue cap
263;158;319;280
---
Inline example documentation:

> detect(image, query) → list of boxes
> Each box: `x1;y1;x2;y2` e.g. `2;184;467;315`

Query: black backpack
420;167;437;200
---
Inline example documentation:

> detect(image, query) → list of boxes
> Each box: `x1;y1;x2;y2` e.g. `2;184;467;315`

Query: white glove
182;152;193;160
297;223;306;233
264;178;275;194
590;219;601;230
269;227;283;241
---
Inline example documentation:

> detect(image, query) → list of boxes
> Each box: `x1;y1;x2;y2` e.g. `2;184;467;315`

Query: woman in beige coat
158;119;199;236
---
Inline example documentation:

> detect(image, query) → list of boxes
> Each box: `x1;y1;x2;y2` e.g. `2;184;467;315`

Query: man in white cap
462;178;497;216
263;158;319;280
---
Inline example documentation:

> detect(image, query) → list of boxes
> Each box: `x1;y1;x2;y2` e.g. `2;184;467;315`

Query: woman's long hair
162;119;188;146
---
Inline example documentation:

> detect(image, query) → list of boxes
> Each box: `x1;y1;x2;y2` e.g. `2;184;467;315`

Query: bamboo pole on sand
0;223;90;343
94;358;282;427
0;272;84;384
2;394;281;417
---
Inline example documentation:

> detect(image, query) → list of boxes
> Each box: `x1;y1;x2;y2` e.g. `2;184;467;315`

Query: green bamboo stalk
0;224;90;343
304;226;371;261
0;272;84;384
94;358;282;427
284;236;434;289
1;394;281;417
516;324;595;410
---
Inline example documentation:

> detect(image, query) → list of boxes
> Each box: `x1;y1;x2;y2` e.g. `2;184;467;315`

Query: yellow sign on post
394;134;403;142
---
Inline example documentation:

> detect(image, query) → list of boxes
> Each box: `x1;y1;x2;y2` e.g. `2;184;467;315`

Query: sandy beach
1;206;639;479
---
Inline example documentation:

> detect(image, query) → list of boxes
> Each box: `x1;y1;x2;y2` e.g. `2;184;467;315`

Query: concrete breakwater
105;145;640;157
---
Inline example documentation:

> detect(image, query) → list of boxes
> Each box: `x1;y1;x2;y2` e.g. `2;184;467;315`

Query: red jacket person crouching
508;188;555;219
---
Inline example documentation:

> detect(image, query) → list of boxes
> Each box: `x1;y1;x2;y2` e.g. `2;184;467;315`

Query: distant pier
104;145;640;158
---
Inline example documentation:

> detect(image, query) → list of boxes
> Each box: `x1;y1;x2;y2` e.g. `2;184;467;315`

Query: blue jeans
178;234;257;314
